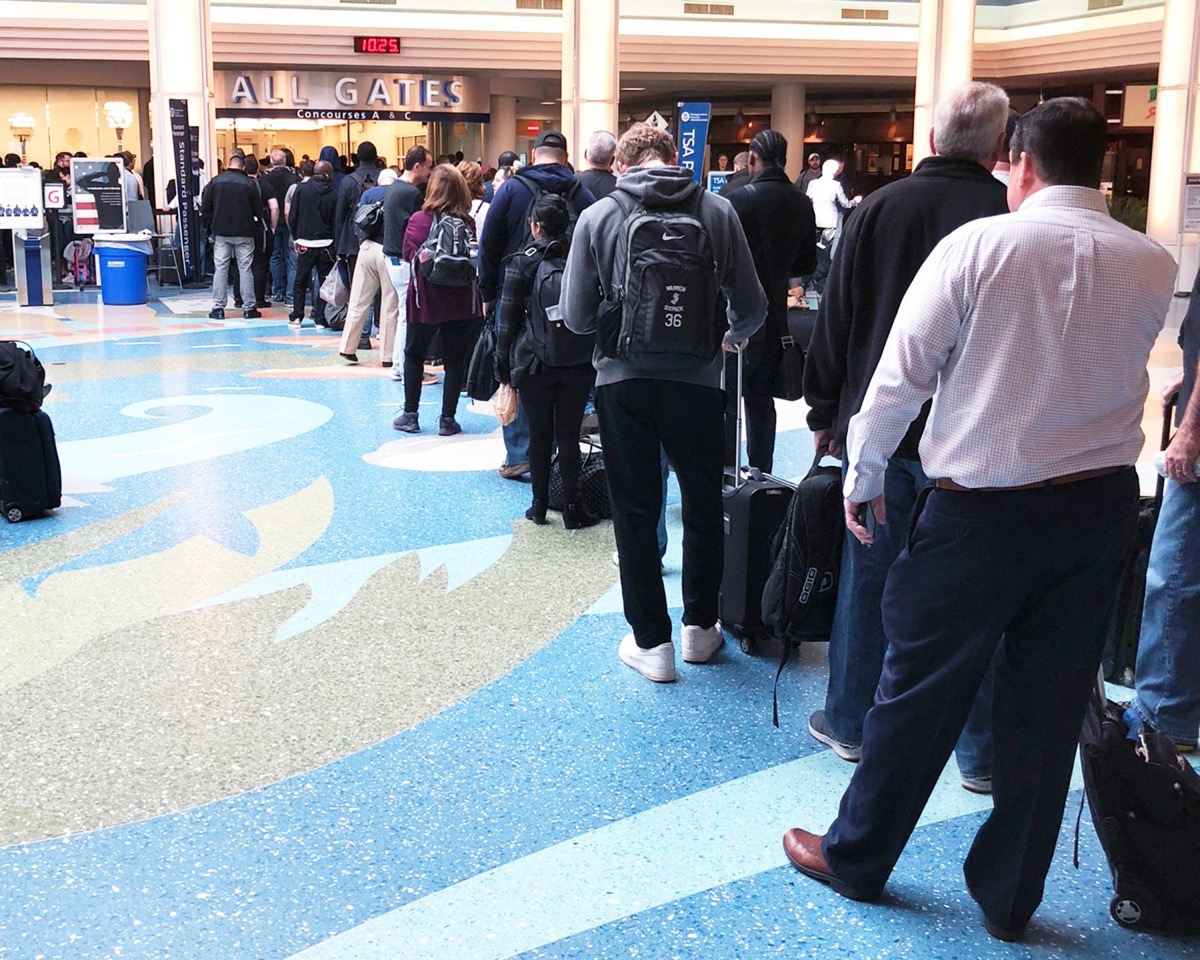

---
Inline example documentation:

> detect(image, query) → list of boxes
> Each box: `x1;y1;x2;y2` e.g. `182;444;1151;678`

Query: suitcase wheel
3;503;23;524
739;634;755;655
1110;885;1160;929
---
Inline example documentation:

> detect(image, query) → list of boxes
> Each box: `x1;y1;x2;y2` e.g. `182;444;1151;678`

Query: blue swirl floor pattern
0;292;1196;960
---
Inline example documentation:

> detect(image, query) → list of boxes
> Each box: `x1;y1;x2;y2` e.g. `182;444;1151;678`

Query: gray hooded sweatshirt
562;165;766;389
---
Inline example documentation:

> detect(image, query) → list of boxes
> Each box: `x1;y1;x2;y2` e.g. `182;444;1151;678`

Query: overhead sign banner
0;168;44;230
213;71;489;122
1121;84;1157;128
70;158;126;234
676;102;711;185
169;99;198;280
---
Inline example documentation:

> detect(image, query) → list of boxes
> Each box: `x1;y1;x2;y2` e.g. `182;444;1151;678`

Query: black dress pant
519;368;595;504
597;377;726;648
823;469;1139;931
292;245;335;324
724;328;782;473
404;319;471;417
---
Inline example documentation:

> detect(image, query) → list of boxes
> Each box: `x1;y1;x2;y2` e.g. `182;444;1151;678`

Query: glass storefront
0;85;144;165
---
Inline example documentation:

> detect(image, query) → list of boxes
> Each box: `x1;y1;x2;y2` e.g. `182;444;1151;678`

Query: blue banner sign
676;102;711;184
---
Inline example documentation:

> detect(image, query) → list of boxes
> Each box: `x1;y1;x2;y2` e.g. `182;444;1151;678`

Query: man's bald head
313;160;333;179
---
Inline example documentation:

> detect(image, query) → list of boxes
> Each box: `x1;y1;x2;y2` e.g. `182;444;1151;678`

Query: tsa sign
0;167;45;229
677;102;711;184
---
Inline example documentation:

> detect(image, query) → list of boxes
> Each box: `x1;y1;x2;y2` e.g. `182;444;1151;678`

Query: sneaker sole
807;721;861;762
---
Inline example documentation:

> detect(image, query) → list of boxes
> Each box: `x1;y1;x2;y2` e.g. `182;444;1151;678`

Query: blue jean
825;456;992;779
270;223;296;299
503;401;531;467
1134;477;1200;747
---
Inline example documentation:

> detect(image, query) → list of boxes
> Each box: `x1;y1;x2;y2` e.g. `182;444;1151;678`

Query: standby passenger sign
214;71;489;123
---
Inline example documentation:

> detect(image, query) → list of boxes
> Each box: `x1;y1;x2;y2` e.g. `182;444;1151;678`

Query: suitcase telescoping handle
734;341;745;482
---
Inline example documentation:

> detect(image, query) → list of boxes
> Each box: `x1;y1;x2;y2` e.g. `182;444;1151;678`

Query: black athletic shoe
243;308;262;320
208;307;225;319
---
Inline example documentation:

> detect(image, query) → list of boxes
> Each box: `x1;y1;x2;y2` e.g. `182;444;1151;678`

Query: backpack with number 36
597;189;722;364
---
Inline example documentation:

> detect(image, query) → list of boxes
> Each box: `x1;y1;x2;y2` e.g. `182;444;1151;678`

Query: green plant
1108;195;1148;233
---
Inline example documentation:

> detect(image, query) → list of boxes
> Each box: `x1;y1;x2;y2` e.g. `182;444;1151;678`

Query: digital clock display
354;36;401;54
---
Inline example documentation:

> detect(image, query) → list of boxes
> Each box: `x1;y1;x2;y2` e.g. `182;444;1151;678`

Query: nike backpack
598;189;721;364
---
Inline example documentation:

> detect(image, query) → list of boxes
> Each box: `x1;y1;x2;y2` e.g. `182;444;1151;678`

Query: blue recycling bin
96;247;149;305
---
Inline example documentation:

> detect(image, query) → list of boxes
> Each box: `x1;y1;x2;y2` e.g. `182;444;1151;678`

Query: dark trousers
520;371;594;504
404;319;471;417
597;378;726;648
823;469;1139;930
724;329;782;472
292;246;335;323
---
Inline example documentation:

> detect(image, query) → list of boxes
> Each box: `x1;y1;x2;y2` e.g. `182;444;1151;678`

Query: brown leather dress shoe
782;828;877;902
783;828;838;885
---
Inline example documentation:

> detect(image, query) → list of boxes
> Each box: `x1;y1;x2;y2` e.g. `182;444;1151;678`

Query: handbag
772;306;815;402
319;258;350;308
466;319;499;402
493;382;519;426
549;437;611;518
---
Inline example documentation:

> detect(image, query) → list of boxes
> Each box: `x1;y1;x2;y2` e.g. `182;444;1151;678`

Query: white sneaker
681;622;724;663
618;633;676;682
391;366;403;382
611;550;620;568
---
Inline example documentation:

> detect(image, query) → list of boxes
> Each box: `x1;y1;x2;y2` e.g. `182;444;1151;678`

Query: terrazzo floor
0;282;1196;960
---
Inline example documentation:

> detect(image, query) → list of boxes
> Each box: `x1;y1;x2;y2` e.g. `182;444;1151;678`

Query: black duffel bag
0;341;51;412
466;318;500;402
772;306;815;402
548;437;611;519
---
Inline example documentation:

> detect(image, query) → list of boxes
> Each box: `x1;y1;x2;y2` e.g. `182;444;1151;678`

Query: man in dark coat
478;130;596;479
800;81;1012;783
721;129;817;472
200;154;264;320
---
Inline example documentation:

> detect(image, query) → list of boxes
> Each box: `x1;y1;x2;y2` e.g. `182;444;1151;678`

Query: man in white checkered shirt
782;98;1177;942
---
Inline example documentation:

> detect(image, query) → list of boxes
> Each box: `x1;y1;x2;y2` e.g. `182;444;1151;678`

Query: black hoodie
286;175;337;245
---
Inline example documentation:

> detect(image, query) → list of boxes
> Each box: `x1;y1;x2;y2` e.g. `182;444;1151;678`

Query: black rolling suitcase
0;407;62;522
1078;682;1200;932
719;345;795;654
1103;394;1177;685
0;341;62;522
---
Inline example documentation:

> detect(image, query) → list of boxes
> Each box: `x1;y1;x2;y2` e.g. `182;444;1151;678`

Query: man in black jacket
333;142;380;332
286;160;338;328
200;154;264;320
722;129;817;472
800;81;1011;783
478;130;596;479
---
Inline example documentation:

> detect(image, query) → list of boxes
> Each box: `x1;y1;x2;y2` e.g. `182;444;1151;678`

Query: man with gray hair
785;96;1176;942
801;81;1011;784
576;130;617;199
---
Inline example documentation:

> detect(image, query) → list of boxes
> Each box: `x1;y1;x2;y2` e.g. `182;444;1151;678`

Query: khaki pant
339;239;400;359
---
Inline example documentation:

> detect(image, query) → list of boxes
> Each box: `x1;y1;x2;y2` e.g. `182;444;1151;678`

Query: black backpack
598;189;722;364
524;246;595;368
761;451;844;726
0;341;51;413
353;197;385;244
513;174;584;248
419;214;477;287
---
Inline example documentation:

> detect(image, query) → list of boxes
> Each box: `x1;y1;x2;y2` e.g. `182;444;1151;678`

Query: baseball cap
534;130;568;151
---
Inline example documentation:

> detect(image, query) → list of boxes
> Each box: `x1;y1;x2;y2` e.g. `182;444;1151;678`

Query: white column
1147;0;1200;284
913;0;976;166
147;0;215;208
561;0;619;163
485;95;517;168
771;83;806;181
